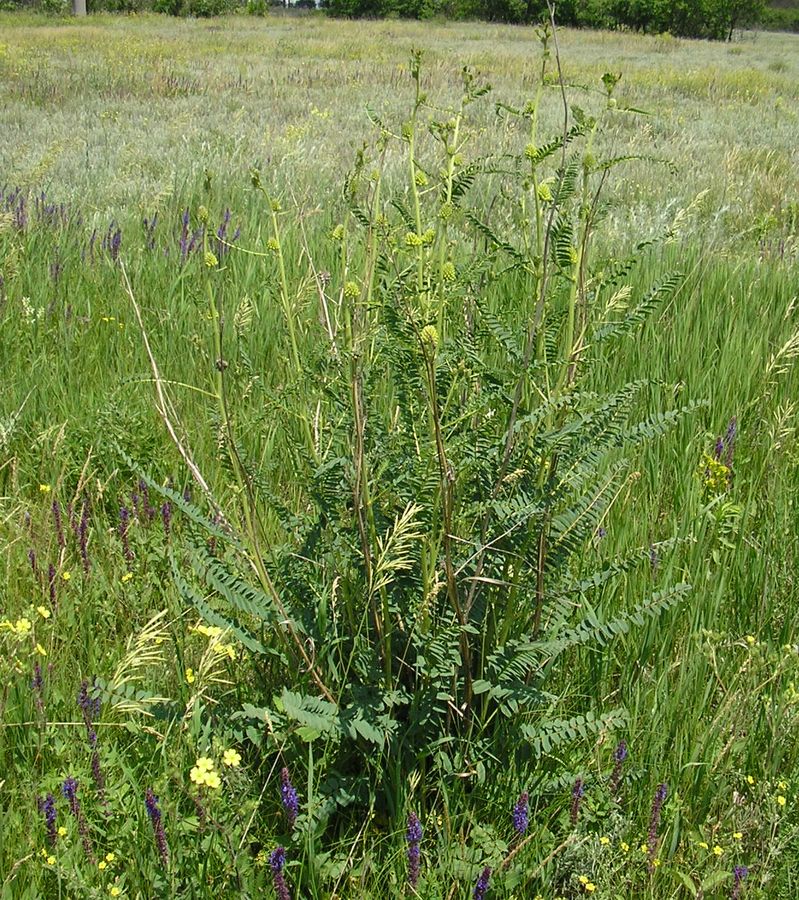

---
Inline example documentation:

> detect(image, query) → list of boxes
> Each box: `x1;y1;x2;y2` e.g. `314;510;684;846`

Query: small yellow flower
713;845;723;856
39;484;51;494
196;757;214;772
585;884;596;894
121;572;133;583
40;848;48;858
36;606;51;619
14;618;32;637
61;571;71;582
58;826;67;837
745;635;756;646
640;843;648;854
698;841;709;849
746;775;755;785
98;861;107;870
222;748;241;768
599;836;610;845
255;849;268;867
105;852;116;863
578;875;588;885
185;667;195;684
47;855;56;866
35;643;47;656
204;251;219;269
204;771;221;790
621;842;629;852
777;795;787;807
778;780;787;790
109;888;121;897
733;832;743;840
189;766;205;784
652;858;661;867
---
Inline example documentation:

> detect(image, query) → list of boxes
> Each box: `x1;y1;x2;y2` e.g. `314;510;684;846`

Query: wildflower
599;836;610;845
35;643;47;656
777;795;787;807
731;865;749;900
204;251;218;269
732;832;743;841
420;324;439;351
698;841;709;849
713;845;724;856
343;281;360;300
778;780;787;790
48;563;57;609
78;502;90;573
621;842;629;852
609;740;628;796
746;776;755;785
58;827;67;837
61;571;71;582
46;855;56;866
512;791;529;836
578;876;589;885
36;606;51;619
267;237;280;253
39;484;51;494
15;617;32;637
473;866;491;899
584;884;596;894
121;572;133;583
647;783;667;872
145;788;169;867
640;843;648;853
98;861;108;870
185;668;195;684
161;501;172;537
38;794;57;847
52;500;65;548
109;888;121;897
280;767;299;828
406;812;422;888
222;748;241;768
204;771;221;789
270;847;292;900
442;261;456;282
62;777;95;862
570;778;585;826
119;507;133;562
745;635;756;646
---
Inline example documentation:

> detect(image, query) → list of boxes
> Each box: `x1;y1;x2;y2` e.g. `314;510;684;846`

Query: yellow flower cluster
1;617;32;637
190;757;221;789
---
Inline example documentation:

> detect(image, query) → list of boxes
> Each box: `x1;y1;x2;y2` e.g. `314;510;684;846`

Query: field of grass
1;12;799;900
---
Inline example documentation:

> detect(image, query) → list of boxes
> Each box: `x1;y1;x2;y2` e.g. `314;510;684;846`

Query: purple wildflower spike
609;740;627;796
38;793;57;847
406;812;422;887
280;767;299;828
62;777;94;861
119;506;133;562
473;866;491;899
647;783;668;872
731;865;749;900
512;791;529;836
52;500;65;548
570;778;584;827
145;788;169;867
270;847;292;900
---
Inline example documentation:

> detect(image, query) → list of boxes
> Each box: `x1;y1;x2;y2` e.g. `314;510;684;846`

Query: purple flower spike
270;846;292;900
61;777;94;862
647;783;668;872
145;788;169;867
52;500;65;548
512;791;529;836
570;777;584;827
38;793;57;847
731;865;749;900
119;506;133;562
406;812;422;887
473;866;491;899
280;767;299;829
609;740;628;796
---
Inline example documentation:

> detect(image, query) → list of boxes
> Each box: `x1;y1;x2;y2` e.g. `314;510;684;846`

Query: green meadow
1;13;798;899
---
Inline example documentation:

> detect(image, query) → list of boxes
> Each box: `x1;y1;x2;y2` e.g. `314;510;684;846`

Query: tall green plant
137;23;702;852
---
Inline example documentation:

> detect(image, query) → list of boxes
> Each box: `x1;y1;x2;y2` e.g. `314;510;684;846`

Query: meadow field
1;12;799;899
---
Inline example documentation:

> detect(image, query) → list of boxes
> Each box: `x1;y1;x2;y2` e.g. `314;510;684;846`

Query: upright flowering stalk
78;501;90;574
570;778;585;827
51;500;65;549
78;682;106;808
161;501;172;539
32;662;44;712
609;740;628;796
724;417;737;469
270;847;292;900
119;506;133;562
731;865;749;900
647;783;668;872
48;563;57;610
473;866;491;899
406;812;422;888
512;791;529;837
145;788;169;868
38;794;57;847
28;547;39;583
280;767;299;829
62;777;94;862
